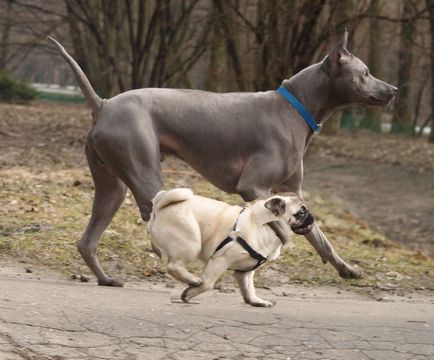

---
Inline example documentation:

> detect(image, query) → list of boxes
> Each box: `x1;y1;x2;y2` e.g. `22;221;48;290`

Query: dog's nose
390;86;398;95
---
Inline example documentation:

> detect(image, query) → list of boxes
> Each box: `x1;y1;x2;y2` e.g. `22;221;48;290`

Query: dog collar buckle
313;123;322;134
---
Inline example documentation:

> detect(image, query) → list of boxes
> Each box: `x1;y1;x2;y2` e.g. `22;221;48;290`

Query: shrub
0;71;37;103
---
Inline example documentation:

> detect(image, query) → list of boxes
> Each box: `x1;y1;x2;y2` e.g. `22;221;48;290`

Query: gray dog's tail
47;37;103;114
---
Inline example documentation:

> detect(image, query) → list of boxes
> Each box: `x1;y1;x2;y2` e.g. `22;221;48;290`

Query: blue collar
277;86;321;134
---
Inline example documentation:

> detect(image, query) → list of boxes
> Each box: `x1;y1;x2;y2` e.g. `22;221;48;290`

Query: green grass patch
0;71;37;103
37;91;85;104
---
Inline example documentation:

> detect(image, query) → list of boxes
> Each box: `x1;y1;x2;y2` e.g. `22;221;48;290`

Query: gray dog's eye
363;69;369;76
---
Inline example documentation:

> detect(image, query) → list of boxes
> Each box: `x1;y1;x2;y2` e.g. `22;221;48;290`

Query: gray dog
48;30;397;287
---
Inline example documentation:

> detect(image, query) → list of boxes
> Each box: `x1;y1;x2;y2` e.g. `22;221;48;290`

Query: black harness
213;207;268;272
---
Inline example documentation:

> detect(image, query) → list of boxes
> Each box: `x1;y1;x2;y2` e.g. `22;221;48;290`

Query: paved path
1;274;433;360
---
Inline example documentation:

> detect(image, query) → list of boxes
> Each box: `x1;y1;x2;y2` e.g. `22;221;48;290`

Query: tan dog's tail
152;188;194;212
148;188;194;248
47;37;103;115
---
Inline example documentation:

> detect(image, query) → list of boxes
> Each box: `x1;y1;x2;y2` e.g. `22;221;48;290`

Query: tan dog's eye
295;208;306;219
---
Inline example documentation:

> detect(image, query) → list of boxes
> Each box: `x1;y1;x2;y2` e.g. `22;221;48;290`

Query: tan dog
148;188;314;307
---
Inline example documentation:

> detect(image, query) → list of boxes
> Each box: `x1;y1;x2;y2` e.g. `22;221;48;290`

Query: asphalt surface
0;270;433;360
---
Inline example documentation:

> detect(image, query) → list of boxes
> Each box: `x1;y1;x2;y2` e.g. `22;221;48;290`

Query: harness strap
236;236;267;270
212;206;267;272
214;236;233;254
213;235;267;272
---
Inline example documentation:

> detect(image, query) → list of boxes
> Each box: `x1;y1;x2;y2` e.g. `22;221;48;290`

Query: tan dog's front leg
234;270;274;307
181;257;228;303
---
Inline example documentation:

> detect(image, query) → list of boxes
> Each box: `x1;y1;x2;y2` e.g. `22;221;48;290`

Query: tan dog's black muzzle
290;212;315;235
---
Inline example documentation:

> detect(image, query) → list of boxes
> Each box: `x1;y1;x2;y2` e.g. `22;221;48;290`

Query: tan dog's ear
264;198;285;216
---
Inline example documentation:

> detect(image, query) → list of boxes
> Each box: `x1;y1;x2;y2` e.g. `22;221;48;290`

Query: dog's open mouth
290;213;315;235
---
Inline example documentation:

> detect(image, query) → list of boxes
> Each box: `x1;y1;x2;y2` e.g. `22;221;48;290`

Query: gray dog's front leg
267;220;293;245
305;222;362;279
282;167;362;279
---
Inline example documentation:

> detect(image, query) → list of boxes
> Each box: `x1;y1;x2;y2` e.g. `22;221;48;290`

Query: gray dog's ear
341;28;349;49
323;28;350;71
264;198;286;216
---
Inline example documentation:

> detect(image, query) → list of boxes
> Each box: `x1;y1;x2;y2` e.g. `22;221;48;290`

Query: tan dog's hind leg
234;270;274;307
181;256;229;303
154;216;202;286
167;260;202;286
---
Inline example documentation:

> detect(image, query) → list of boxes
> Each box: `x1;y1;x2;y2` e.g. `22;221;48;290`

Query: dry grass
1;102;433;295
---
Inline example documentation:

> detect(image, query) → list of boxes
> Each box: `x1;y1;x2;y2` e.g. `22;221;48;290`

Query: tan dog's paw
181;286;201;304
247;298;275;307
188;277;203;287
181;286;192;303
171;298;200;304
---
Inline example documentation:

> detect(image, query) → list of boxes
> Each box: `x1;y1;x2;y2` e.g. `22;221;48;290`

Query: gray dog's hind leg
77;144;127;287
122;171;162;222
91;121;163;223
304;222;362;279
82;120;163;286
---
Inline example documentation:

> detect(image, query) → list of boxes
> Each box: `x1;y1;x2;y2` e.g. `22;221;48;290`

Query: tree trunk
65;0;116;97
0;0;12;69
359;0;383;132
206;18;224;92
427;0;434;143
213;0;245;91
391;0;415;136
64;0;206;94
322;0;355;135
256;0;279;90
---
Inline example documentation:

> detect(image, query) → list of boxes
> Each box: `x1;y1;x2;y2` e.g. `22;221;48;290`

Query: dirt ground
1;102;433;297
305;130;434;257
304;154;434;257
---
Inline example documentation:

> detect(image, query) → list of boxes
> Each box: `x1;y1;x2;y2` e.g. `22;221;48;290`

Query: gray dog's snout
390;86;398;95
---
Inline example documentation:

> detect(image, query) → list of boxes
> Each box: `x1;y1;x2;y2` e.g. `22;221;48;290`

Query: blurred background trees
0;0;433;142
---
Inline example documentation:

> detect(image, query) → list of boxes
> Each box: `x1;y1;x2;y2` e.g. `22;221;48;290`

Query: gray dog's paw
98;278;124;287
339;265;362;279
